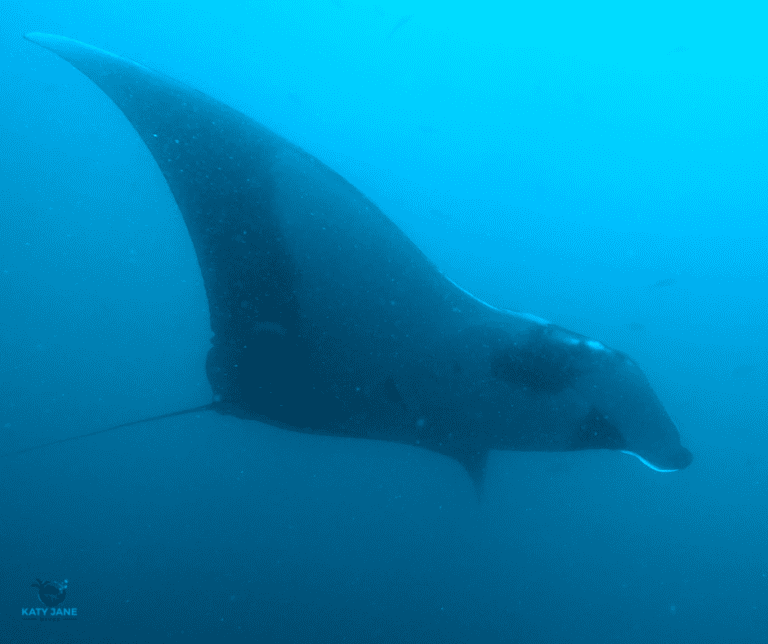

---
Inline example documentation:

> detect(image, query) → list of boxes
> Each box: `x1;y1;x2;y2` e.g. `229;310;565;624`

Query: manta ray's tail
0;404;214;458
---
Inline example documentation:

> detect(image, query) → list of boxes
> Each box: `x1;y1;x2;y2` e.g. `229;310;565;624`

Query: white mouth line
621;450;678;473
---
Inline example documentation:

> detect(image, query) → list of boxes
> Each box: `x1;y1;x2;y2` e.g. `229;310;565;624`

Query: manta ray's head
574;337;693;472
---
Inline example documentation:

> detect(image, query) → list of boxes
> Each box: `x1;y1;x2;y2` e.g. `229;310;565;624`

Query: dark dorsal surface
22;33;488;428
23;33;693;484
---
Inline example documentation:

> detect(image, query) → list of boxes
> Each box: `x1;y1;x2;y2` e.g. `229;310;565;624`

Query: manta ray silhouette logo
31;579;67;606
22;578;78;621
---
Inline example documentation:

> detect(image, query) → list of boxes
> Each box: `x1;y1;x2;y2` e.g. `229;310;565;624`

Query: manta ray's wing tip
24;32;110;60
25;31;56;45
24;32;79;58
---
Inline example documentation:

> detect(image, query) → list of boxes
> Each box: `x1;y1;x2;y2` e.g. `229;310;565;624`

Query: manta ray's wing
23;32;490;455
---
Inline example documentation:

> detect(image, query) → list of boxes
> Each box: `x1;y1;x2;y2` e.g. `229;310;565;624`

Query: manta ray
9;33;692;488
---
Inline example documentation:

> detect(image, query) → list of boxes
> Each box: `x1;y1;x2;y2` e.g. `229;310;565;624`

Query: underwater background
1;1;766;642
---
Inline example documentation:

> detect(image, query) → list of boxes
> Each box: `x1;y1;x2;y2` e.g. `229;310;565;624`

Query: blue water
1;2;766;642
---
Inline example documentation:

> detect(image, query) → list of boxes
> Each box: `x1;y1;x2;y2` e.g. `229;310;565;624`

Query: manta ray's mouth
621;448;693;473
